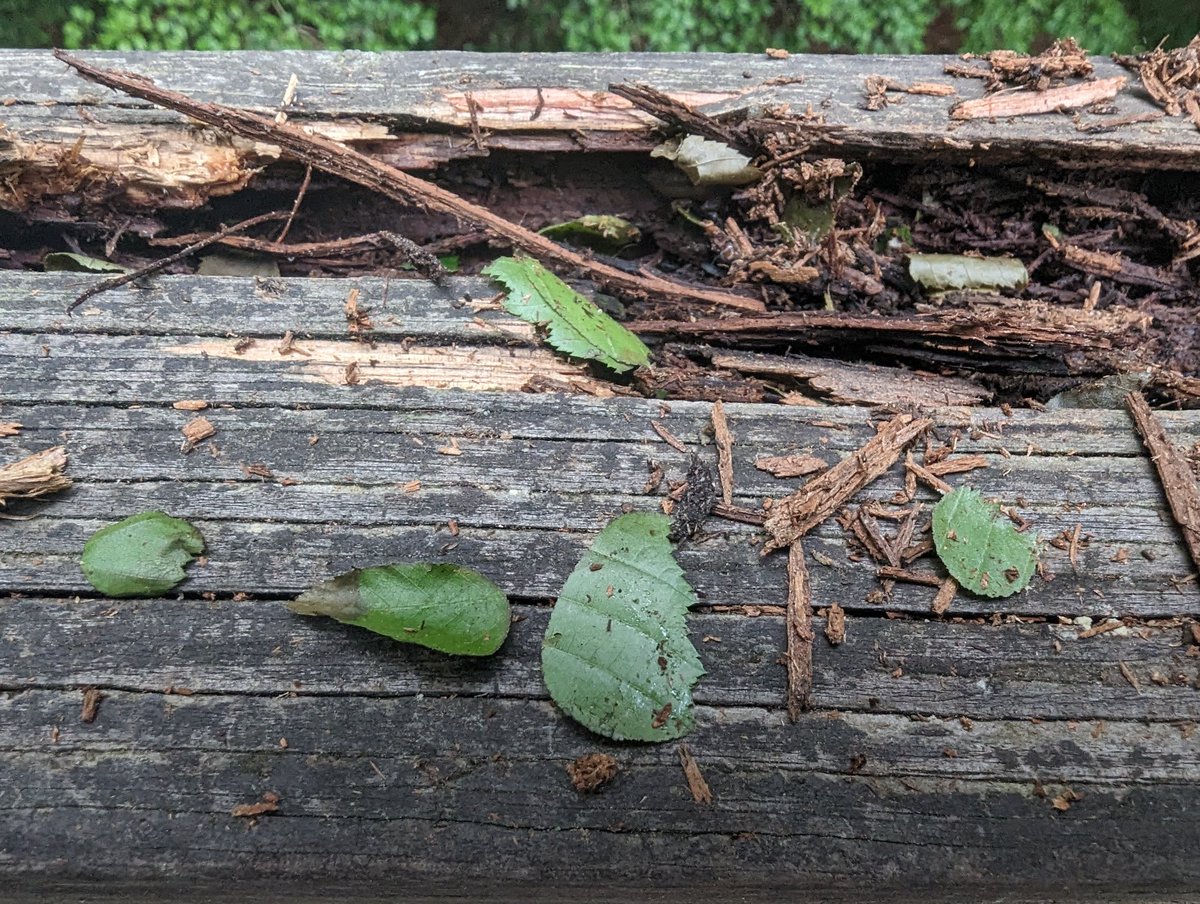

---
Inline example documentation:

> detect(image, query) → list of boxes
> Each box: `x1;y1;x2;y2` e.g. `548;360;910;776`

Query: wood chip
931;576;958;614
755;454;828;478
436;438;463;456
0;422;21;436
344;287;372;333
643;460;664;494
711;501;767;525
566;753;618;793
785;542;815;721
711;400;734;507
180;416;215;450
677;744;713;804
824;602;846;645
650;420;688;453
232;791;280;818
80;686;104;723
905;452;952;495
764;414;930;553
925;454;990;477
877;566;942;587
1118;660;1141;693
949;75;1126;120
344;361;361;385
172;400;208;411
1127;392;1200;575
0;446;71;506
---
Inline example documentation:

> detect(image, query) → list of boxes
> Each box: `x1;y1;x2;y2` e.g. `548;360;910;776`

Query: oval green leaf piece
289;563;510;656
81;511;205;598
542;512;704;742
482;256;650;373
932;487;1038;598
538;215;641;253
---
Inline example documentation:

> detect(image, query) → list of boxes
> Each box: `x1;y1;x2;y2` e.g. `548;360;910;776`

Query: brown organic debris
764;414;930;554
566;753;619;793
1115;36;1200;128
950;76;1126;121
232;791;281;819
172;400;208;411
1126;392;1200;575
0;422;21;436
650;420;689;453
824;602;846;645
711;400;735;506
755;454;829;479
785;542;815;721
80;686;104;723
931;576;958;615
0;446;71;506
180;416;216;452
677;744;713;804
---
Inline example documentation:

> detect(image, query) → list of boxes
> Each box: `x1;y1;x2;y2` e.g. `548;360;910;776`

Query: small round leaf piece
81;511;205;598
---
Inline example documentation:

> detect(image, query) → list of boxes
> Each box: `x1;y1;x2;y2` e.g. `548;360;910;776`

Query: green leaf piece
43;252;132;274
932;488;1038;598
908;253;1029;293
482;256;650;373
651;135;762;186
81;511;205;598
542;512;704;741
538;215;641;253
289;563;510;656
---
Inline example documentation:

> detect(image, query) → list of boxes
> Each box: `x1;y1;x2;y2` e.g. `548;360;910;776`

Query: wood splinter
785;542;815;721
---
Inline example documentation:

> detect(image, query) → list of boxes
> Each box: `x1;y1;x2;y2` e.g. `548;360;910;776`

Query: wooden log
3;50;1200;214
1;271;1199;895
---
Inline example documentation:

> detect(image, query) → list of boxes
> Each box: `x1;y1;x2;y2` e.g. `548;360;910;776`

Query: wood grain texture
3;50;1199;169
2;272;1199;897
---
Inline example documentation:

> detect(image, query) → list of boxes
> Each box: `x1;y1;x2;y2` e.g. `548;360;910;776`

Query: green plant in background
58;0;435;50
948;0;1138;53
503;0;937;53
0;0;1196;54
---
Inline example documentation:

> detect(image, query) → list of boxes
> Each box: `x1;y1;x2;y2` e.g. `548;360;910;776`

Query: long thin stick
66;210;286;312
785;542;814;721
55;51;763;315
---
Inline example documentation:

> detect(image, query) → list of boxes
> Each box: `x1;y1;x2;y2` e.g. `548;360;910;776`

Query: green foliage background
0;0;1195;53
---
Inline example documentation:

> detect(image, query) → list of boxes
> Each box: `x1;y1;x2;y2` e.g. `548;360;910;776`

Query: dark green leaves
289;563;510;656
932;488;1038;597
81;511;205;597
542;512;704;741
483;256;650;373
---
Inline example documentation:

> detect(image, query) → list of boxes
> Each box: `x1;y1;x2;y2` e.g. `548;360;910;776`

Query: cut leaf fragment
43;252;132;274
651;135;762;187
908;253;1029;292
932;488;1037;598
539;215;641;253
482;256;650;373
289;563;510;656
542;512;704;741
81;511;205;598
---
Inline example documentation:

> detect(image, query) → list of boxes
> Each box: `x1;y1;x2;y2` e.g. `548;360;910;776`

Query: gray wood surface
1;270;1199;900
4;49;1198;170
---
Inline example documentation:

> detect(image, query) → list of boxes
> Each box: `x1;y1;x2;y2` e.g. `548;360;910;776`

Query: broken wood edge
53;51;764;316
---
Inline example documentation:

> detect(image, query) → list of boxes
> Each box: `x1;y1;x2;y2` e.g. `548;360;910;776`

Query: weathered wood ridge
0;51;1198;903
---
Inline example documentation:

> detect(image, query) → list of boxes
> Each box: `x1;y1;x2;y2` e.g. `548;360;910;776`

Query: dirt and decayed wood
0;271;1198;900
